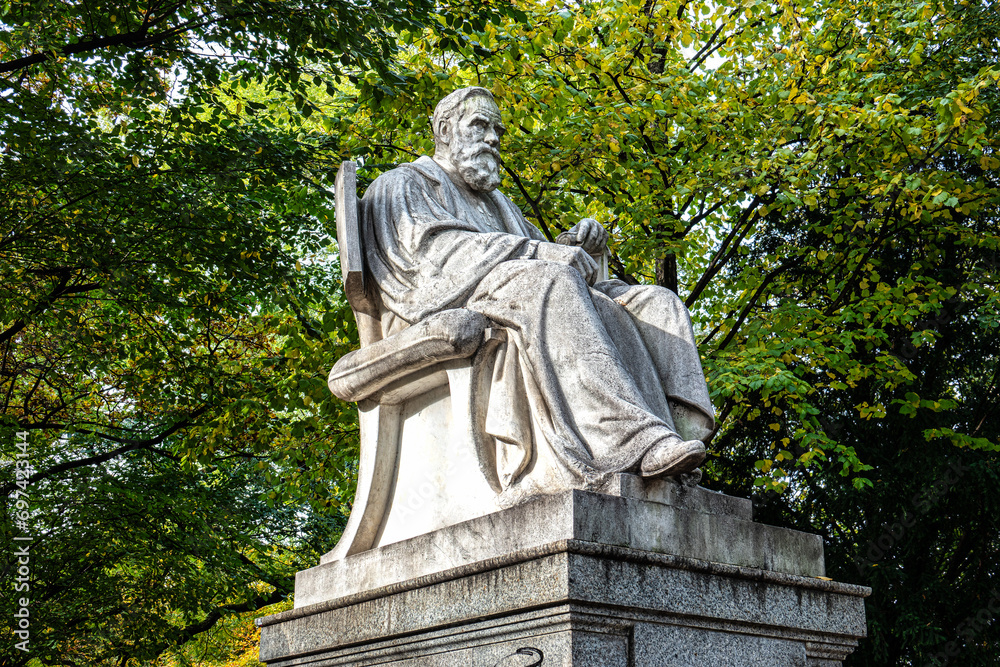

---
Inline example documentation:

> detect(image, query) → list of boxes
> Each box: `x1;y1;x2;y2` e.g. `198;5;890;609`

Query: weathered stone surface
298;488;820;608
328;309;489;402
602;472;753;520
260;486;867;665
328;88;722;562
260;486;869;667
260;542;867;666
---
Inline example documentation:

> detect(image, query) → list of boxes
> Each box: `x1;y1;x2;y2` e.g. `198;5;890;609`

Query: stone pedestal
257;478;868;666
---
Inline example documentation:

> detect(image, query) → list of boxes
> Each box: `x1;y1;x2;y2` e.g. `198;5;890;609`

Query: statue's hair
431;87;496;145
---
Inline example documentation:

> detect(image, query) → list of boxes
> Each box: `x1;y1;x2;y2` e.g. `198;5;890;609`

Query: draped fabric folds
360;157;715;503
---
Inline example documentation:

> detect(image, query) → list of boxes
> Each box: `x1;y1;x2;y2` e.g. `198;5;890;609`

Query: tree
319;0;1000;663
0;0;509;664
7;450;312;664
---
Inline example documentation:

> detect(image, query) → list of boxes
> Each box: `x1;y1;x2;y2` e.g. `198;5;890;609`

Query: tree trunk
656;252;678;294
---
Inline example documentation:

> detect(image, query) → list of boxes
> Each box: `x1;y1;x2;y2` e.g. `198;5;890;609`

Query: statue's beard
454;146;501;192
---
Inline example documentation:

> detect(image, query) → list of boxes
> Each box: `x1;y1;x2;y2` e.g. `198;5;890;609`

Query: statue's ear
437;119;452;145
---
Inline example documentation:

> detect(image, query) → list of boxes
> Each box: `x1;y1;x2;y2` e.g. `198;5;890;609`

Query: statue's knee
654;285;685;309
626;284;690;320
633;284;682;305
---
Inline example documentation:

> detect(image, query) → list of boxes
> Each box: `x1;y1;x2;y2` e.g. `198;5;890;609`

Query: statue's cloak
361;156;546;325
360;156;715;499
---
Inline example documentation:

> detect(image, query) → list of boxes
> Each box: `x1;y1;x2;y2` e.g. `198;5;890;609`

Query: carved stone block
258;486;868;666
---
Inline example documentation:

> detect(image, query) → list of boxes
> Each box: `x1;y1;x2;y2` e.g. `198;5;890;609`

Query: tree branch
717;257;803;352
0;406;208;497
503;164;555;241
686;197;761;307
0;8;224;76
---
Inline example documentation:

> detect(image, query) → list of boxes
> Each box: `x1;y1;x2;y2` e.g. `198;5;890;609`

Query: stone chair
322;160;513;564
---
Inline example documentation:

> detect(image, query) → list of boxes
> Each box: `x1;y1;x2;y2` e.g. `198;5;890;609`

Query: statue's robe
361;156;715;501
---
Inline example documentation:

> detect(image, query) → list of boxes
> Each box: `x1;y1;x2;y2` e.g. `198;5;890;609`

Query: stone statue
261;88;869;667
356;86;715;503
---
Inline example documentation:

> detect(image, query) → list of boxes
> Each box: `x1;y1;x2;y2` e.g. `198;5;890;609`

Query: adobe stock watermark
924;588;1000;666
9;430;33;653
855;459;970;575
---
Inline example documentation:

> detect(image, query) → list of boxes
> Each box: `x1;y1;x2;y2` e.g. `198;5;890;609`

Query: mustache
471;145;500;160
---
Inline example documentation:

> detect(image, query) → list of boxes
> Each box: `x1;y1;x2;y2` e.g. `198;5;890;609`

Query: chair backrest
335;160;382;345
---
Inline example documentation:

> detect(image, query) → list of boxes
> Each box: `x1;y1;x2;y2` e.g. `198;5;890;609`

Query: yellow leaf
769;423;781;431
131;155;139;167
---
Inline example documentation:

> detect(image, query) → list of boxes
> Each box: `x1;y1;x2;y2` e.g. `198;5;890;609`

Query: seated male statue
360;86;716;504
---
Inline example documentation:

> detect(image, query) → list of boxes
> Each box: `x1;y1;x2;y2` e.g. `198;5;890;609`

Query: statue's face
448;97;506;192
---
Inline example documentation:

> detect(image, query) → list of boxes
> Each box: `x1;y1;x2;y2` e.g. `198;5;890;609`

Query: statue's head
432;87;506;192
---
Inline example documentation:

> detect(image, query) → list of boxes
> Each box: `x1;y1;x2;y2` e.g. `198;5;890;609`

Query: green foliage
0;0;511;664
2;0;997;663
322;0;1000;662
2;450;321;665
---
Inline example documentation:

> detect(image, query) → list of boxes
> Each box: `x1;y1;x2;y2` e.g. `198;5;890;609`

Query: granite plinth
259;485;868;666
299;484;819;608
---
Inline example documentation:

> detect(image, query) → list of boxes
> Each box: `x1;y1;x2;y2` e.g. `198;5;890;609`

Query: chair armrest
328;309;488;402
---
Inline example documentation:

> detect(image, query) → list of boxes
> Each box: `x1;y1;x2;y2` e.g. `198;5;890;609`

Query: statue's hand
535;242;599;285
557;218;608;255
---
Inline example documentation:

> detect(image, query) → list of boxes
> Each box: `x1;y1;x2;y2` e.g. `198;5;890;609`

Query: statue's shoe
640;438;706;478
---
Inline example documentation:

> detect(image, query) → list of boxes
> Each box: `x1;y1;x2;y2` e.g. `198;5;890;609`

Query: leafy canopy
320;0;1000;663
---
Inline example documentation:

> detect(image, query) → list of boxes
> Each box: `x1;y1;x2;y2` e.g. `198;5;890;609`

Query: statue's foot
640;438;705;478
